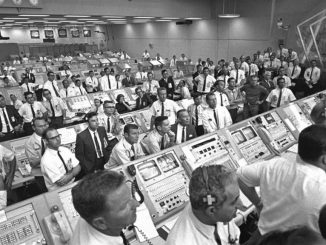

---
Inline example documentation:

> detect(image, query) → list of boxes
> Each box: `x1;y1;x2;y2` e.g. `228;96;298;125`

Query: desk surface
12;170;35;189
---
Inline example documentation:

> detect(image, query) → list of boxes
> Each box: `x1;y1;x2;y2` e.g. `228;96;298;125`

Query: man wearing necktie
159;69;175;99
188;93;205;136
122;71;136;87
304;60;321;96
75;112;110;178
166;165;242;245
25;117;49;194
213;80;230;108
0;94;23;141
43;71;61;99
194;67;215;95
21;76;38;95
41;128;80;191
266;77;296;109
171;109;197;144
202;93;233;133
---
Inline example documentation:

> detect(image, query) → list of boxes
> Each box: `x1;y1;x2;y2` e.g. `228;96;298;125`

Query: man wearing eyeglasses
41;127;80;192
166;165;242;245
135;87;152;110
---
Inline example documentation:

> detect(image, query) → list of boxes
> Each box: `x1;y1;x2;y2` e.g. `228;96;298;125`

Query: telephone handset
43;205;73;245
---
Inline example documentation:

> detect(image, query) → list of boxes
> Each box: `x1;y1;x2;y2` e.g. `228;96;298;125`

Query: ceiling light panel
64;15;90;18
19;14;50;17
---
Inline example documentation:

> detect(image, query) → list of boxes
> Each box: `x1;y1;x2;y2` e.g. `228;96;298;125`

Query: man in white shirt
272;67;291;88
230;62;246;86
142;71;160;98
59;79;76;98
276;43;288;58
42;89;67;128
19;92;47;135
264;54;280;71
247;58;259;77
41;127;80;191
170;55;177;67
203;92;232;133
120;51;130;60
108;68;119;90
194;67;216;94
288;59;301;80
105;124;145;168
73;79;87;96
10;94;23;111
179;53;188;62
155;53;164;62
85;70;99;93
21;77;39;94
167;165;242;245
213;80;230;107
135;67;148;83
266;77;296;109
149;87;181;128
216;67;230;87
0;145;16;210
304;60;321;95
142;49;150;60
240;55;249;75
71;170;140;245
0;70;17;85
287;48;298;62
43;71;61;98
171;109;197;144
188;93;205;136
238;125;326;243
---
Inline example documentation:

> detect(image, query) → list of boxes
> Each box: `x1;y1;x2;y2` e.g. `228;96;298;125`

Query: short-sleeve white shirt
150;99;181;125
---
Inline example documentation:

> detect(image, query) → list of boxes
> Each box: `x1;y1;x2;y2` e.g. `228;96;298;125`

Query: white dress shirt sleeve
237;161;266;187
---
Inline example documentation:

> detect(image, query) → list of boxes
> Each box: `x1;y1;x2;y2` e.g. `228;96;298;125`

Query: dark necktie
52;82;60;97
203;76;207;92
270;60;272;67
235;69;238;84
109;77;111;89
107;116;111;133
120;231;130;245
276;88;282;107
249;65;251;76
195;105;199;127
41;139;45;156
181;126;186;143
31;104;35;118
161;102;164;116
291;66;296;77
160;135;165;150
57;151;69;173
2;108;10;132
214;224;222;245
310;67;314;80
223;75;226;84
94;132;102;158
27;84;30;93
50;100;55;117
79;87;83;95
220;93;223;106
130;144;135;161
66;89;68;97
214;109;219;129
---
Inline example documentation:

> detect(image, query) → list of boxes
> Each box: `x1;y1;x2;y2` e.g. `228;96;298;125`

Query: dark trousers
243;104;259;119
23;122;34;136
242;229;262;245
228;108;238;123
195;125;205;137
76;157;105;180
0;131;19;142
50;116;64;129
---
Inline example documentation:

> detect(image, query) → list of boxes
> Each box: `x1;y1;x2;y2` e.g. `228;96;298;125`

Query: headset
201;165;217;206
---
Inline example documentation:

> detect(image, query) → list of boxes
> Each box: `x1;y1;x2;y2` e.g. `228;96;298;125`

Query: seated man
105;124;145;168
59;79;76;98
188;93;205;137
310;99;326;126
135;87;152;110
141;116;175;154
166;165;242;245
171;109;197;144
0;145;16;210
41;127;80;191
71;170;140;245
237;125;326;243
319;205;326;239
121;71;136;87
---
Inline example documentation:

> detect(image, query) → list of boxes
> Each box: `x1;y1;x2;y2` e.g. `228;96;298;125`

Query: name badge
11;116;15;122
104;138;108;148
168;83;172;88
67;159;72;169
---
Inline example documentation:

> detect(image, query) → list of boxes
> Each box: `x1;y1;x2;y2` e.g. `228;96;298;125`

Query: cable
133;225;154;245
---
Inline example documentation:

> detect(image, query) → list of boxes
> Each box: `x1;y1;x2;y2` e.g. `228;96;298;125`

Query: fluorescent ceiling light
3;17;29;20
103;16;124;18
134;16;155;19
64;15;90;18
156;19;171;22
185;17;202;20
218;14;240;18
86;20;106;23
107;19;126;21
19;14;49;17
78;19;98;21
2;20;14;22
15;21;34;23
112;22;126;24
44;18;66;20
161;17;179;19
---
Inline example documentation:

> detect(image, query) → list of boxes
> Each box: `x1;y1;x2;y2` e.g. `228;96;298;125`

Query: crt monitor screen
137;160;161;181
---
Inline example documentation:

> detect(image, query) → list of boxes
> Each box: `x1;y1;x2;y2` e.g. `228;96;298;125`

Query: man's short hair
161;69;167;75
319;205;326;239
42;127;56;140
277;77;285;83
89;70;94;74
124;124;139;134
227;77;235;84
310;100;326;125
196;64;202;69
154;116;168;129
86;111;98;122
147;71;153;76
42;89;51;95
72;170;125;222
103;100;115;106
24;91;33;99
189;165;236;210
192;92;201;100
215;80;225;86
203;67;209;72
0;94;4;100
157;87;167;94
31;117;46;126
135;86;143;93
206;92;215;101
177;109;187;119
256;226;324;245
47;71;54;77
298;125;326;163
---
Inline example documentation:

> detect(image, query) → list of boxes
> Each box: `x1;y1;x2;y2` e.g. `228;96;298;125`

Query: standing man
59;79;76;98
266;77;296;109
75;112;110;178
71;171;140;245
304;60;321;95
0;94;22;141
166;165;242;245
230;62;246;86
42;89;67;129
142;72;160;101
22;67;35;83
213;80;230;108
237;125;326;243
105;124;145;168
41;128;80;191
25;117;48;193
272;67;291;88
159;69;175;99
43;71;61;98
194;67;215;95
149;87;181;128
188;93;205;136
171;109;197;144
21;76;39;94
202;93;232;133
85;70;99;93
225;78;243;123
18;92;47;135
240;75;268;119
141;116;175;154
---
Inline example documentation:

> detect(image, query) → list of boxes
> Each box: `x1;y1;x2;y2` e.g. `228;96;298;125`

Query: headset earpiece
201;166;216;206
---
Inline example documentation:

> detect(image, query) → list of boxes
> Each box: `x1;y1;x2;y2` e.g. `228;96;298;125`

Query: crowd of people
0;45;325;244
